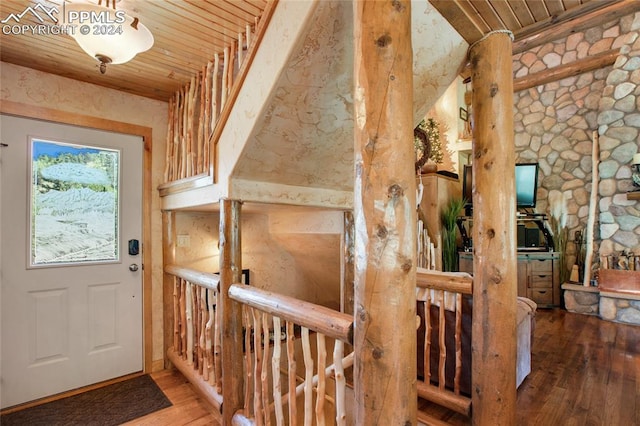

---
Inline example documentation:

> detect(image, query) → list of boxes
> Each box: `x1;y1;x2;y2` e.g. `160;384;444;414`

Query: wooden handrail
416;268;473;294
229;284;353;344
165;264;220;291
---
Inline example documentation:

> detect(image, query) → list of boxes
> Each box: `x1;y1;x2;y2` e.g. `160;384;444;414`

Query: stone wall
512;12;640;279
600;295;640;325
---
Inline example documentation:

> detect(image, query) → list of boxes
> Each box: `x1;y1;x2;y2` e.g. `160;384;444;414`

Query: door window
30;139;120;266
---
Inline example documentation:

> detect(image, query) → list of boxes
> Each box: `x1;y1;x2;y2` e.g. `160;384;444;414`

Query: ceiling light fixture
67;0;154;74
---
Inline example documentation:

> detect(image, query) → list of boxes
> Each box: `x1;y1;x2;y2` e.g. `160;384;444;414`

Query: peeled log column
220;199;243;424
353;1;416;424
468;31;518;425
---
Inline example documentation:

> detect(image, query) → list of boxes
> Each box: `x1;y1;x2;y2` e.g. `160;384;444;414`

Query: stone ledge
600;290;640;302
561;283;600;293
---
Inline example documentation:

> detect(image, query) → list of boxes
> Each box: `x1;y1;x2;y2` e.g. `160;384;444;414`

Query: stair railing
415;268;473;424
164;264;224;409
160;0;278;192
229;284;354;426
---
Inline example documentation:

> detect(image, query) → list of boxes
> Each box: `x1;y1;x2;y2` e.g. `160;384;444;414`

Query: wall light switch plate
177;234;190;247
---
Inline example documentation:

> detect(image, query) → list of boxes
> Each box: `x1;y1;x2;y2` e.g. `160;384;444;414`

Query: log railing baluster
159;6;276;185
165;266;223;411
261;312;271;426
454;293;463;395
253;308;264;426
180;280;187;358
229;285;354;425
272;316;284;425
316;333;327;426
333;341;346;426
244;306;253;413
438;290;446;390
302;327;313;426
286;321;297;426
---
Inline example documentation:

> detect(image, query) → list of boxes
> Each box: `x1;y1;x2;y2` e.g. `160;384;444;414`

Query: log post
220;198;243;424
353;1;416;424
468;31;518;425
162;211;176;369
583;131;599;286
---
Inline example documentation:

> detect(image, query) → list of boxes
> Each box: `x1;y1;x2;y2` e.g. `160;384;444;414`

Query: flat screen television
462;162;539;212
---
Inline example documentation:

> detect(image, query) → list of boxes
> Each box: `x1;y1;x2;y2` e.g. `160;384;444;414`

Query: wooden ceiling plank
127;0;242;48
0;0;268;100
164;0;257;35
137;2;241;46
470;0;507;29
1;26;217;84
563;0;583;10
220;0;265;20
509;0;536;27
545;0;566;16
488;0;524;30
456;0;493;34
429;0;486;44
513;0;639;53
524;0;550;21
194;0;255;24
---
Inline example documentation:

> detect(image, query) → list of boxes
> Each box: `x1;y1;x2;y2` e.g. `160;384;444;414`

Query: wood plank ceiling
0;0;267;101
0;0;633;102
430;0;631;51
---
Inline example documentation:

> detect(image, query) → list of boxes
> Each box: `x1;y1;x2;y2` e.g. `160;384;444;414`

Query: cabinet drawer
530;258;553;272
530;274;553;288
529;288;553;305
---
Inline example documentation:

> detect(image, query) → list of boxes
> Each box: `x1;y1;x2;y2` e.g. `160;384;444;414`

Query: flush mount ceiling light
67;0;154;74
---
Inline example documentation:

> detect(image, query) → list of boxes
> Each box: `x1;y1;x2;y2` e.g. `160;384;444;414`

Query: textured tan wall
174;208;342;309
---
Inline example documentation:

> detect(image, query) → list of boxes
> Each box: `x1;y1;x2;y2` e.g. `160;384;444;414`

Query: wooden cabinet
458;251;560;307
417;173;461;271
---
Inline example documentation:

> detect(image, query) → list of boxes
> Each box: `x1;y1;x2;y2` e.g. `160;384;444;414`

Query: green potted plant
441;197;465;272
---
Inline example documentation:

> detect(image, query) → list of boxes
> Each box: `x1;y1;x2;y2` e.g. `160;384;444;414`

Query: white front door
0;115;143;409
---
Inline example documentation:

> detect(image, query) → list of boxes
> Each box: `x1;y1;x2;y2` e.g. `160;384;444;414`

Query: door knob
129;264;139;272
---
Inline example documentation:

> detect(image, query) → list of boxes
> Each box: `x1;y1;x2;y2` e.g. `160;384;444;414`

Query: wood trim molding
0;99;155;374
513;48;620;92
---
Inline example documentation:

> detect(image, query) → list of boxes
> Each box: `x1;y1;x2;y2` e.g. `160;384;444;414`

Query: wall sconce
67;1;154;74
632;153;640;189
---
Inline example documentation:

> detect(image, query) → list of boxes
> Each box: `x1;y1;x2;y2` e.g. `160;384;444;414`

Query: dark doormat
1;374;172;426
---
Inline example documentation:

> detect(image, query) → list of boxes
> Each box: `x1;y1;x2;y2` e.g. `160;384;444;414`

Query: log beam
353;1;416;424
513;49;620;92
513;0;640;54
219;199;243;424
468;31;518;425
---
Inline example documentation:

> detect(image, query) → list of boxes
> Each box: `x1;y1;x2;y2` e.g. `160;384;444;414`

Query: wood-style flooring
418;308;640;425
19;309;633;425
124;370;222;426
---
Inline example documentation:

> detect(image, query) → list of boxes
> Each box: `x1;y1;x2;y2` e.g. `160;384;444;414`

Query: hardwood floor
125;370;222;426
134;309;638;425
419;308;640;425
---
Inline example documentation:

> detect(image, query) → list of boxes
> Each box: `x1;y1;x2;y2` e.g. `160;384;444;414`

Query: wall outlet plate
177;234;190;247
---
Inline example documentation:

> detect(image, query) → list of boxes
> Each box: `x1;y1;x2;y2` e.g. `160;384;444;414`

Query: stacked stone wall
512;12;640;279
